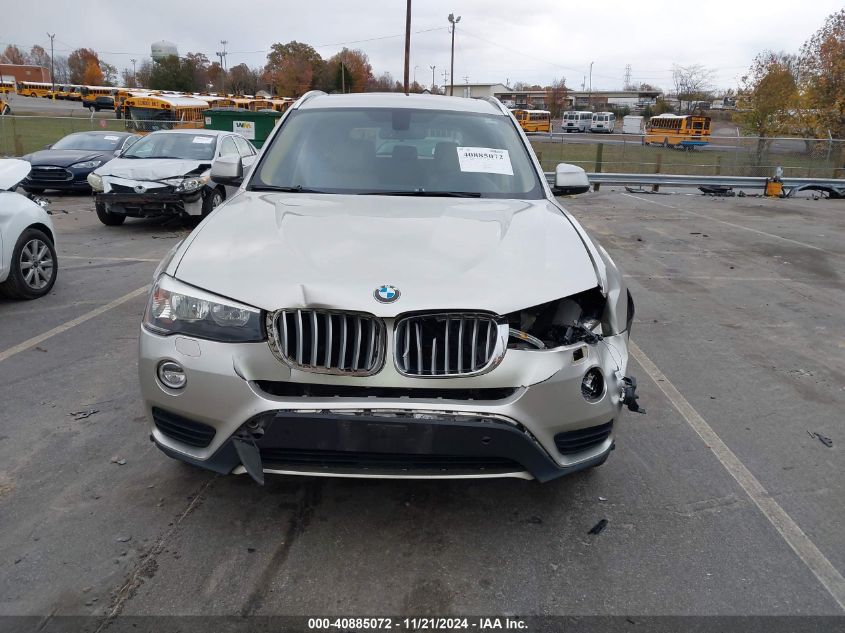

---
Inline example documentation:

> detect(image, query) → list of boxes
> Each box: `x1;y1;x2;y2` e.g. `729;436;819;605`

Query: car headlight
143;275;264;343
87;172;104;192
71;160;102;169
164;172;210;193
504;287;608;350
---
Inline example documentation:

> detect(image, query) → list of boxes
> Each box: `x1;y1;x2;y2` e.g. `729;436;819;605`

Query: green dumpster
203;108;282;148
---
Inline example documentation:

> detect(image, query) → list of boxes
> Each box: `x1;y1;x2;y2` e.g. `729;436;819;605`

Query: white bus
561;111;592;132
589;112;616;133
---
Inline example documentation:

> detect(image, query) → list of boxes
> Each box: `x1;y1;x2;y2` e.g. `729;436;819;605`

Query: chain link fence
529;133;845;179
2;114;844;180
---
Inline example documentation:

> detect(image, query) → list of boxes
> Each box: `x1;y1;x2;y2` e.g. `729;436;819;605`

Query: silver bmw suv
139;92;639;484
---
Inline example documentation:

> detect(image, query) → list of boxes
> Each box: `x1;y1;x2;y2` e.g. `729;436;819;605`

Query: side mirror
211;155;244;187
552;163;590;196
44;144;53;150
113;149;122;157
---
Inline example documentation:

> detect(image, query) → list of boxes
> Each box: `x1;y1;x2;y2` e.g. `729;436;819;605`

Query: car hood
0;159;31;189
25;149;112;167
173;193;600;316
95;158;210;182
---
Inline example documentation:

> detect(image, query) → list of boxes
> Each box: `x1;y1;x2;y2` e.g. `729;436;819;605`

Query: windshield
52;133;125;151
250;107;543;199
121;133;216;160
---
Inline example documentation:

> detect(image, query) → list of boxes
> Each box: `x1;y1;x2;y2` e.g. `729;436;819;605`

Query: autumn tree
265;41;323;97
366;72;395;92
29;45;50;70
207;61;225;92
121;67;136;88
800;8;845;140
82;60;104;86
735;52;798;166
545;77;568;118
135;60;152;89
68;48;101;84
671;64;714;112
228;64;259;95
1;45;27;65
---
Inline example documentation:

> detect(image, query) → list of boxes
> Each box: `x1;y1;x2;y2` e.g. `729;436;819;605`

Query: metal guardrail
544;172;845;196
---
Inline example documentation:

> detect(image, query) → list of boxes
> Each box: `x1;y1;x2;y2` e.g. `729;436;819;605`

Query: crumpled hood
25;149;110;168
95;158;209;182
173;193;600;316
0;159;31;190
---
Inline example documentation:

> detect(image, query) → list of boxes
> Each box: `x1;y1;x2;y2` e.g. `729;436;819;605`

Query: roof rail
292;90;327;109
481;96;510;115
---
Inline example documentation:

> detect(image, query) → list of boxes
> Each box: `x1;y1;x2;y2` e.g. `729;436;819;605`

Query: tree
184;52;210;92
264;41;323;97
671;64;714;112
53;55;70;83
68;48;101;84
1;45;28;65
228;63;258;95
100;61;118;86
366;72;395;92
799;8;845;140
545;77;568;118
207;61;225;92
82;60;104;86
29;45;50;70
135;60;152;89
148;55;193;92
121;67;136;88
319;48;373;93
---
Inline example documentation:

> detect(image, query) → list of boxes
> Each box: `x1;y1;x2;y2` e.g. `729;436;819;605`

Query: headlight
87;172;104;191
143;275;264;343
504;287;607;350
164;172;210;193
71;160;102;169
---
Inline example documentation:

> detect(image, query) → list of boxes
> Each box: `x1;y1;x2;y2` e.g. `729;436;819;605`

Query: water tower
151;41;178;60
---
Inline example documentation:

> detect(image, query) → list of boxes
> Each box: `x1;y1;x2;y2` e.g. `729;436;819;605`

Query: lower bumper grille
554;420;613;455
258;448;521;472
254;380;518;401
153;407;216;448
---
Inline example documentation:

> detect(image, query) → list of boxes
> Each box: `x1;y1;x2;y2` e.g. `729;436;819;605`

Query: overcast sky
4;0;843;91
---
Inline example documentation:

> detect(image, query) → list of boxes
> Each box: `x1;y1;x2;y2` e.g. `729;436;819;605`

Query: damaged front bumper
139;325;631;483
97;189;204;218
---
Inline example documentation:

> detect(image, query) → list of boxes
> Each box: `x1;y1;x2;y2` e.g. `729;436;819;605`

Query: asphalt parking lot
1;188;844;627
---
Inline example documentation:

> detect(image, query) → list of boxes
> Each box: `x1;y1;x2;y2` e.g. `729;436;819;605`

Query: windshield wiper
249;185;328;193
361;190;482;198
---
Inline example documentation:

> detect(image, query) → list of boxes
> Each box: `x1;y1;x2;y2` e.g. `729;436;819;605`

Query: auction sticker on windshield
456;147;513;176
192;136;214;144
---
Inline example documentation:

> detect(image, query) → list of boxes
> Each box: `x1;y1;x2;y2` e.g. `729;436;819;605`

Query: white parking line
0;285;150;364
630;340;845;611
621;192;830;253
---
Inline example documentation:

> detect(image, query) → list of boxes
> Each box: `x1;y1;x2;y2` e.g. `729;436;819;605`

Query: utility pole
442;69;449;89
130;58;137;87
448;13;461;96
588;61;594;110
403;0;412;95
216;41;228;93
46;33;55;95
624;64;631;90
430;65;436;92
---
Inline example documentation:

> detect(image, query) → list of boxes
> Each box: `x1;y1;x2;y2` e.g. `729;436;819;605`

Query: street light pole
588;61;594;110
130;58;137;87
430;65;436;93
403;0;412;95
448;13;461;96
46;33;55;95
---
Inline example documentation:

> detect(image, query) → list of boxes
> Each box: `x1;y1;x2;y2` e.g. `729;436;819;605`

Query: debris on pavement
110;457;127;465
808;431;833;448
69;409;99;420
115;535;131;543
588;519;608;535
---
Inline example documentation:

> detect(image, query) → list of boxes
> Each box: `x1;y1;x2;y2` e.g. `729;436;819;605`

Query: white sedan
0;159;58;299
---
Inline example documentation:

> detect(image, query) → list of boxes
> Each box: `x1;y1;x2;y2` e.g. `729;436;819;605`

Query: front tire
96;200;126;226
0;228;57;300
201;187;224;217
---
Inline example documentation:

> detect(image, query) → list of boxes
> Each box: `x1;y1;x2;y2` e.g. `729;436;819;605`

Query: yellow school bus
0;96;10;115
644;114;711;148
268;98;293;113
213;97;274;111
124;94;210;133
511;109;552;133
0;79;15;94
80;85;115;107
16;81;53;97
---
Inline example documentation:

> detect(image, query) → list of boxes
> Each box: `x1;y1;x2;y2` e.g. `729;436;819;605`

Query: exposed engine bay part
504;287;610;350
621;376;645;414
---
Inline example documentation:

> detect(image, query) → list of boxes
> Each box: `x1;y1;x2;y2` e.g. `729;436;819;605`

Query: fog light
158;361;186;389
581;368;604;401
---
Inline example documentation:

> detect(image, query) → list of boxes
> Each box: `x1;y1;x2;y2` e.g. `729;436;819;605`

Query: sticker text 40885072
456;147;514;176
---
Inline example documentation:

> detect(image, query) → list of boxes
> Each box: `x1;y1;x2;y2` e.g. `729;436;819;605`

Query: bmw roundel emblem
374;284;400;303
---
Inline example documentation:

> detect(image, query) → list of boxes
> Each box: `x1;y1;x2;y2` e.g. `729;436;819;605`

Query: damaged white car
88;129;256;225
140;92;641;484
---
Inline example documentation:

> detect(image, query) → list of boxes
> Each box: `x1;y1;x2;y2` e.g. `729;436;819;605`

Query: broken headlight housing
143;275;264;343
504;287;607;350
87;172;104;192
163;172;210;193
